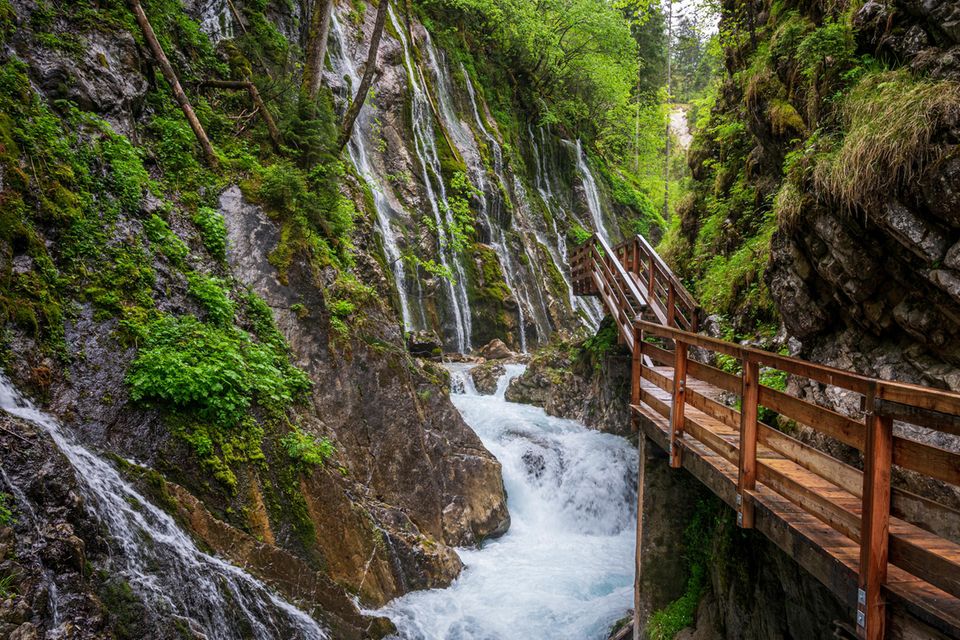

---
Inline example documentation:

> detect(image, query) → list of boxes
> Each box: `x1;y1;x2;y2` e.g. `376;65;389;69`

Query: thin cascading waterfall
573;139;615;245
327;11;421;332
390;8;472;352
529;126;604;328
450;60;550;353
0;376;327;640
380;364;637;639
510;176;560;343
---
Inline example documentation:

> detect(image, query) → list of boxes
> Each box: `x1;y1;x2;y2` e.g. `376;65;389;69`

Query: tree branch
201;79;283;151
337;0;390;152
129;0;218;168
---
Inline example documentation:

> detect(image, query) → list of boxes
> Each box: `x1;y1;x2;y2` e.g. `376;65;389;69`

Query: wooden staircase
571;233;960;640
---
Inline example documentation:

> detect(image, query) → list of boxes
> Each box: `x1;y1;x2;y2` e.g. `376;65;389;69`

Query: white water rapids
0;375;327;639
381;364;637;639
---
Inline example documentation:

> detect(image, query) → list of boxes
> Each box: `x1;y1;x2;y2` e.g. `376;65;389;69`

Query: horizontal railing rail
634;319;960;640
571;228;960;640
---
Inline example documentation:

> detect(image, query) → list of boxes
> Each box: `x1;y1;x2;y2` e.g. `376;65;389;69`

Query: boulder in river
478;338;514;360
470;362;505;395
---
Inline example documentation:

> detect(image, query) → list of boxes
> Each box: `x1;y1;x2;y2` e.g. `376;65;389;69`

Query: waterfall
573;139;615;245
529;127;604;328
0;376;327;639
454;61;559;351
381;364;637;638
390;8;473;353
328;11;421;332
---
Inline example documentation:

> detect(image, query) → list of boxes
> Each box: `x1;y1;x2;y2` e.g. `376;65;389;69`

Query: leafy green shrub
100;135;151;213
186;272;234;325
441;171;480;253
192;207;227;260
281;428;334;468
568;224;592;246
148;115;202;179
698;215;775;321
259;161;307;211
127;314;310;429
795;20;855;82
581;319;620;369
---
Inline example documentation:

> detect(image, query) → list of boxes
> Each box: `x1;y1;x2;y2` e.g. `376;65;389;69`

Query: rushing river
381;364;638;639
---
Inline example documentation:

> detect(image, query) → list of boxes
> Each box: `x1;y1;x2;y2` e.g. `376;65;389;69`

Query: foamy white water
0;375;327;639
381;364;637;639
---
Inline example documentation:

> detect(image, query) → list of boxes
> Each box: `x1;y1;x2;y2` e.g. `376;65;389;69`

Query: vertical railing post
631;322;643;433
632;238;640;279
669;339;688;468
667;283;676;328
647;256;656;304
738;357;759;528
857;384;892;640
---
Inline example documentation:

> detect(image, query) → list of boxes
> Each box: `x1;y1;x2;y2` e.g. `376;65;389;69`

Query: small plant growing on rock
192;207;227;260
281;428;334;468
0;492;14;526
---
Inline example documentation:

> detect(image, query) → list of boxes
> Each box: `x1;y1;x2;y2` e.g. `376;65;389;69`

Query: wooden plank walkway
570;233;960;640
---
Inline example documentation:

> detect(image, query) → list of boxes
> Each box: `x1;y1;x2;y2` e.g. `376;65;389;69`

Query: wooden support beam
632;327;643;433
647;255;656;303
633;435;649;640
669;340;688;468
858;388;893;640
738;359;759;528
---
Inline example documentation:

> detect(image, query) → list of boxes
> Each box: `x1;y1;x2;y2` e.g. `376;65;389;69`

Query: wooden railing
571;233;698;332
571;232;960;640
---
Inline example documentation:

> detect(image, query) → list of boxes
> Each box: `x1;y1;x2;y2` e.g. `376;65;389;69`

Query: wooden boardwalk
571;233;960;640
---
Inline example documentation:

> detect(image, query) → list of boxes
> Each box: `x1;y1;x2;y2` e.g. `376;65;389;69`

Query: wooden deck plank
584;233;960;637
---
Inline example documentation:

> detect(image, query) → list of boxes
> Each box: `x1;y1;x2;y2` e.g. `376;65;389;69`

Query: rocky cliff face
665;0;960;390
0;0;620;635
504;320;633;435
651;1;960;637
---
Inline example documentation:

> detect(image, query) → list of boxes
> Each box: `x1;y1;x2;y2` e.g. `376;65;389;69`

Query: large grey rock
876;200;949;263
23;28;147;135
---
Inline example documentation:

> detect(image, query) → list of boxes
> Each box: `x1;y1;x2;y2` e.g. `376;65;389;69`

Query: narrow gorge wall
665;0;960;388
322;0;622;352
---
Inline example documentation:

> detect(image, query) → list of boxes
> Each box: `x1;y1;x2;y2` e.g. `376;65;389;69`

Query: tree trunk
336;0;389;152
663;0;672;220
303;0;334;100
129;0;218;168
201;80;283;151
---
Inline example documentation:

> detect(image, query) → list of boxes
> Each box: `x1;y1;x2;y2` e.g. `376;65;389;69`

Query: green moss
646;499;730;640
579;319;620;370
99;579;150;640
0;492;14;526
144;213;190;266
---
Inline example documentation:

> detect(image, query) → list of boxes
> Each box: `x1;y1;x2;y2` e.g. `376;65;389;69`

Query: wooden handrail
572;228;960;640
